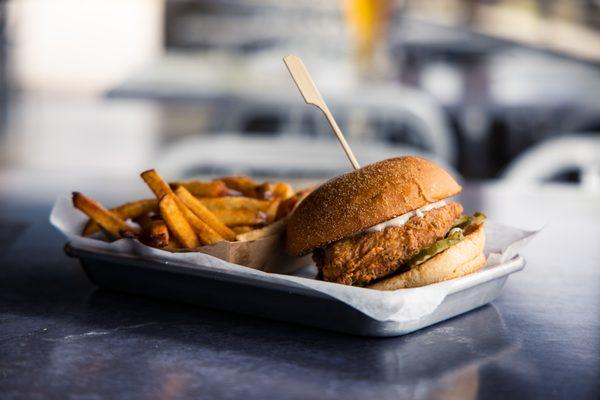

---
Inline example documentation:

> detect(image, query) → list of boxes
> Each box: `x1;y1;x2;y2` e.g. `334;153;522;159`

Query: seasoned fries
217;176;259;197
73;192;138;238
197;197;270;212
272;182;294;199
159;194;200;249
133;213;154;230
164;237;182;250
212;209;267;227
171;181;227;197
232;226;254;235
275;188;312;220
265;199;281;224
82;199;157;236
255;182;275;200
74;169;311;251
141;168;188;212
179;205;224;245
142;170;225;246
175;186;236;241
254;182;295;200
236;218;287;242
217;177;296;201
140;219;170;248
141;169;172;199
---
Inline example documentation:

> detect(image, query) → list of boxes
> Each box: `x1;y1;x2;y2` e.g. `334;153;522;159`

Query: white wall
7;0;164;95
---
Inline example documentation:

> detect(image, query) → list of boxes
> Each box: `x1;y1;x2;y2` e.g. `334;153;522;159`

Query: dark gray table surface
0;183;598;400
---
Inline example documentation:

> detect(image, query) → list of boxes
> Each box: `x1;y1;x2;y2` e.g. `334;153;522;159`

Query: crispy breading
313;202;463;286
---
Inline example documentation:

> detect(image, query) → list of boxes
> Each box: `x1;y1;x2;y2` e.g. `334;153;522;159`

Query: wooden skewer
283;54;361;170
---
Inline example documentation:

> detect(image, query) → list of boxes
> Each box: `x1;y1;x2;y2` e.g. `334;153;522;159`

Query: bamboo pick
283;54;360;170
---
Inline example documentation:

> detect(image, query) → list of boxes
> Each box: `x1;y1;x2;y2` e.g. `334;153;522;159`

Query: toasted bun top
286;156;462;256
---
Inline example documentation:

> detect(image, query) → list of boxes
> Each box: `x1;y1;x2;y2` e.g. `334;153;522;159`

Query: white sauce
363;200;447;233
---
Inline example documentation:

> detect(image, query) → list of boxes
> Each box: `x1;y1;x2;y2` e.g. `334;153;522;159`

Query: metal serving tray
65;243;525;337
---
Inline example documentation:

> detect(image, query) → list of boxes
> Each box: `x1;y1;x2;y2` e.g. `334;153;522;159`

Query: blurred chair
502;135;600;192
219;84;456;164
110;51;457;164
155;133;459;184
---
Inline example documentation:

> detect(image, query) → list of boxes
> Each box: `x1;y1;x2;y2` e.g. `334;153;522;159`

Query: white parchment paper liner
51;196;537;323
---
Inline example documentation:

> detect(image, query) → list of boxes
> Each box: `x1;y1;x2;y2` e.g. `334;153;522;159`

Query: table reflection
23;290;514;397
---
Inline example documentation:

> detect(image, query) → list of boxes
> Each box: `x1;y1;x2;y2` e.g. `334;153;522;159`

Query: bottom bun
368;225;486;290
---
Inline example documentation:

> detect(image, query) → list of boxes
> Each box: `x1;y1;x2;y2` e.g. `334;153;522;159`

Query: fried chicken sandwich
286;156;486;289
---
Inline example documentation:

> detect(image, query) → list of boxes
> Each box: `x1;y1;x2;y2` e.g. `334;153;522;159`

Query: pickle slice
408;229;464;267
452;215;470;229
472;212;487;225
408;212;486;267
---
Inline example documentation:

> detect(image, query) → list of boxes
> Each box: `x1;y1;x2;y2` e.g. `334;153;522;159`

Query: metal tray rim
65;241;525;298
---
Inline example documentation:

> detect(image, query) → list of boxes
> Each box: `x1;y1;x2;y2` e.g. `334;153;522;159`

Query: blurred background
1;0;599;203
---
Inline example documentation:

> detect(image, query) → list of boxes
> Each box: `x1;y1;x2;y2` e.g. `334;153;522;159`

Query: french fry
141;169;172;199
141;168;193;214
213;209;267;227
175;186;236;241
276;196;297;221
164;237;182;250
113;199;158;218
179;206;224;245
170;180;227;197
159;194;199;249
140;219;170;248
255;182;275;200
236;218;287;242
73;192;138;238
275;188;312;220
143;170;225;245
217;176;258;197
197;197;270;212
133;213;154;230
265;198;281;224
272;182;295;199
77;167;297;251
232;226;254;235
82;199;157;236
247;182;294;200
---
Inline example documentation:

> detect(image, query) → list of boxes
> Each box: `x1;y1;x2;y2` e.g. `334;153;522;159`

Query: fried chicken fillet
313;202;463;286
